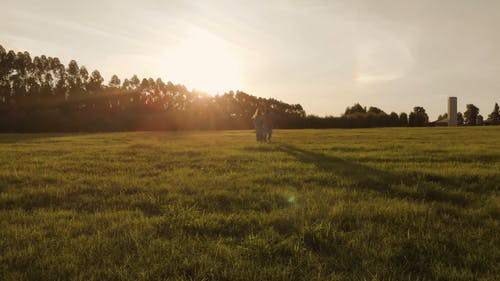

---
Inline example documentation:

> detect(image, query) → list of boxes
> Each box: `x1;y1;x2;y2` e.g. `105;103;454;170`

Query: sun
160;28;241;94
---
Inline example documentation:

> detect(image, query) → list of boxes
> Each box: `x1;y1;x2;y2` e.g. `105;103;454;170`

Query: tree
457;112;464;125
464;104;479;125
477;114;484;125
344;103;366;115
88;70;104;93
122;78;131;90
108;74;121;89
66;60;82;98
488;102;499;124
389;112;399;126
408;107;429;127
399;112;408;126
437;113;448;120
368;106;384;114
79;66;89;92
0;45;10;103
130;75;140;90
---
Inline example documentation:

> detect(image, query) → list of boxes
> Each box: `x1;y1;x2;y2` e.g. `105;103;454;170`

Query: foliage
2;45;495;131
487;102;500;124
0;45;305;132
464;104;479;126
408;106;429;127
457;112;464;126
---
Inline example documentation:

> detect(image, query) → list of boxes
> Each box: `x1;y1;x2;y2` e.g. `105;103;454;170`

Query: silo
448;97;457;126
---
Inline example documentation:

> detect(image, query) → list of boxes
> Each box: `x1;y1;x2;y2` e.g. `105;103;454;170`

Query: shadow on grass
0;134;70;144
277;144;471;206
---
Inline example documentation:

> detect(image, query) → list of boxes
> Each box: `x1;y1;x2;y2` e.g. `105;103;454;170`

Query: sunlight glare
160;28;241;94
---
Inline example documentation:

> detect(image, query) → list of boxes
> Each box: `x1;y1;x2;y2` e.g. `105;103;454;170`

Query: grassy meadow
0;127;499;280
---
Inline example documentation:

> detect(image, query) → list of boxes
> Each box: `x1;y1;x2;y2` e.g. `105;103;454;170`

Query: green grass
0;128;499;281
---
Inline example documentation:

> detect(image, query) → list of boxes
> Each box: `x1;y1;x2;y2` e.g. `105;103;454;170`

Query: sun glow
160;28;241;94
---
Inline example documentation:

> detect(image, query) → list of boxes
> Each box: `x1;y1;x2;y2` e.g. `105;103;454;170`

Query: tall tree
476;115;484;125
344;103;366;115
457;112;464;125
66;60;82;98
488;102;499;123
464;104;479;125
0;45;9;103
368;106;384;114
399;112;408;126
389;112;399;126
130;75;140;90
79;66;89;92
408;106;429;127
108;74;121;89
88;70;104;93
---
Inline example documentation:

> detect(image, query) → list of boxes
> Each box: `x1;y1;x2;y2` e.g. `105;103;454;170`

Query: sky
2;0;500;119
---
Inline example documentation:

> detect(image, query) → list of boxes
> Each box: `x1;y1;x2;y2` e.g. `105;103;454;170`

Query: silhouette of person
263;109;275;142
252;108;264;142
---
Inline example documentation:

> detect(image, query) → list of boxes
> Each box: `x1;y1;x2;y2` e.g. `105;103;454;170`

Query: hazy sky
2;0;500;119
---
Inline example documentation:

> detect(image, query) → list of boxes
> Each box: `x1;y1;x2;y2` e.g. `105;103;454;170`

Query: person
252;108;264;142
263;109;275;142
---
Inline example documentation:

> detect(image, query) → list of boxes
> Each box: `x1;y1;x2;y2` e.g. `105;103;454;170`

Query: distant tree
399;112;408;126
368;106;384;114
40;73;53;97
88;70;104;93
108;74;121;89
344;103;366;115
476;114;484;125
408;107;429;127
67;60;82;97
437;113;448;120
389;112;399;126
464;104;479;125
79;66;89;91
130;75;140;90
0;45;10;103
457;112;464;125
139;78;149;89
488;102;499;124
122;78;131;90
53;58;67;98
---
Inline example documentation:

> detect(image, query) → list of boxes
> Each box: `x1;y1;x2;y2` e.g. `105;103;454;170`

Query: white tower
448;97;457;126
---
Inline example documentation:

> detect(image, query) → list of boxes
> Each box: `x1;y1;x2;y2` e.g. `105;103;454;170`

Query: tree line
435;103;500;126
0;45;306;132
0;45;498;132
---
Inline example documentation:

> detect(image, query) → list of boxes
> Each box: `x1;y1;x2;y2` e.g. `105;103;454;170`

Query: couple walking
252;108;274;142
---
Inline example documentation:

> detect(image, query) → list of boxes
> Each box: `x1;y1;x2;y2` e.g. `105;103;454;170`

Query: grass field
0;128;499;281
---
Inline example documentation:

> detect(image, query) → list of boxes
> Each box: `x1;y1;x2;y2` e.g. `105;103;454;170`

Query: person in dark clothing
252;108;265;142
263;110;275;142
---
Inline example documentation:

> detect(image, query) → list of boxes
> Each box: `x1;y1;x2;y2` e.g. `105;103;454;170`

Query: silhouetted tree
408;107;429;127
130;75;140;90
457;112;464;126
437;113;448;120
344;103;366;115
368;106;383;114
399;113;408;126
476;114;484;125
464;104;479;125
88;70;104;93
108;75;121;89
487;102;499;124
389;112;400;126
